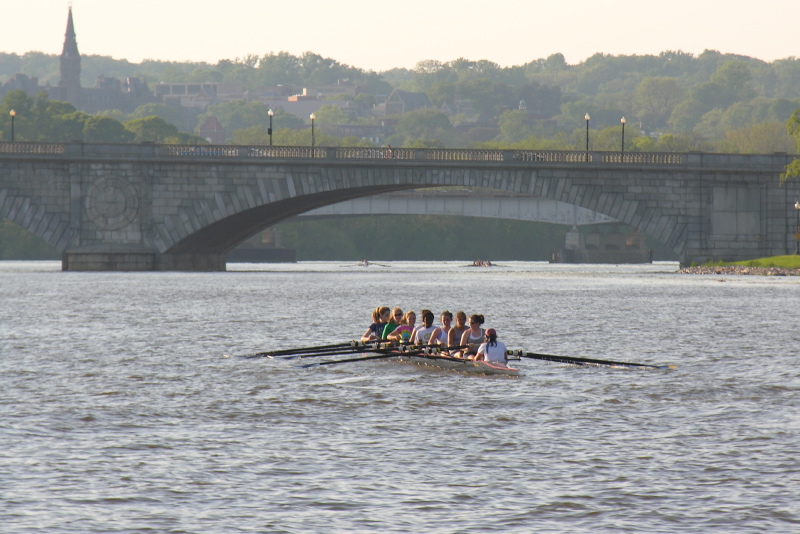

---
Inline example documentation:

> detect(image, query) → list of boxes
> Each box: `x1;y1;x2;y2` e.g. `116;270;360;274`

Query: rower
361;306;390;342
387;310;416;343
429;311;453;351
381;307;404;339
458;314;486;358
411;311;436;345
448;311;468;349
474;328;508;364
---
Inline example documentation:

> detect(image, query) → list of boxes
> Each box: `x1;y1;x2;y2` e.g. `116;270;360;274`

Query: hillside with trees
3;49;800;152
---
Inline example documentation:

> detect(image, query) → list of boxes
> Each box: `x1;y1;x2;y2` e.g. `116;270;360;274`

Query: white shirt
477;341;508;363
413;325;437;344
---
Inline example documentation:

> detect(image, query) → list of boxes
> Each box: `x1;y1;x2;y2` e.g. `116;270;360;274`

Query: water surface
1;261;798;533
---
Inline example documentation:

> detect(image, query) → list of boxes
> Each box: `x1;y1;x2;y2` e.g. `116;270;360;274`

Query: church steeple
59;7;81;104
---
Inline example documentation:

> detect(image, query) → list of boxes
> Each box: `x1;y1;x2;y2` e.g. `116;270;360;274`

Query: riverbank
679;266;800;276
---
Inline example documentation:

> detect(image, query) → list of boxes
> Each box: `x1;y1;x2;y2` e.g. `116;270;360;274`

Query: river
1;261;798;533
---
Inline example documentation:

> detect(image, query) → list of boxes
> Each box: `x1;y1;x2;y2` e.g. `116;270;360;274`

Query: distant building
383;90;432;115
1;7;154;113
155;83;244;108
1;73;41;95
198;116;227;144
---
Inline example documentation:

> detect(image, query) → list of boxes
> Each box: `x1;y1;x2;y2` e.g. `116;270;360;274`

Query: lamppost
620;116;626;153
584;113;590;161
9;109;15;142
795;201;800;254
310;113;315;148
268;109;273;146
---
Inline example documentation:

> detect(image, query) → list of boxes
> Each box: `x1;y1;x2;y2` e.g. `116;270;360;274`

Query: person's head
391;307;404;323
485;328;497;346
422;311;435;328
469;314;485;329
455;311;467;327
373;306;391;323
440;310;453;326
403;311;416;326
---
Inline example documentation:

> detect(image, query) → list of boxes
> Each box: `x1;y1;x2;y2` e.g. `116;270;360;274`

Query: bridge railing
0;142;66;155
6;142;796;169
601;152;684;165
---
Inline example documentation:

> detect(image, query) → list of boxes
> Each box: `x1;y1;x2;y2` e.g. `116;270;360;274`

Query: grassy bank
707;255;800;269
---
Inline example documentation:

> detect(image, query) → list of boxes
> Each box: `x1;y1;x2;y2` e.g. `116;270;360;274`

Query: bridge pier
63;246;225;271
64;246;156;271
157;252;226;272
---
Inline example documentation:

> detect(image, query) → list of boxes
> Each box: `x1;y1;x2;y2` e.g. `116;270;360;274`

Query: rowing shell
394;353;520;377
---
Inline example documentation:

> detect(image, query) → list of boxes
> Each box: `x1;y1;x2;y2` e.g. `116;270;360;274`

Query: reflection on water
1;261;798;533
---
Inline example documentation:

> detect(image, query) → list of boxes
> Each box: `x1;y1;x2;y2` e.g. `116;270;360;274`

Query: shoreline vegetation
680;255;800;276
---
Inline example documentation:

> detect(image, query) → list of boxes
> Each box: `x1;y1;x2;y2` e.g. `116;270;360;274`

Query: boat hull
395;354;520;377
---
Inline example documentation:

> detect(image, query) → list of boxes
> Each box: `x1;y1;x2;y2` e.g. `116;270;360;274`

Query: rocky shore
679;266;800;276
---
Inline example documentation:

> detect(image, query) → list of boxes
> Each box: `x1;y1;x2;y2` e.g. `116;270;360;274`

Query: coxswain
474;328;508;364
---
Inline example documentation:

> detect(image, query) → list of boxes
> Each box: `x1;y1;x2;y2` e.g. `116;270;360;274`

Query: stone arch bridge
1;142;797;270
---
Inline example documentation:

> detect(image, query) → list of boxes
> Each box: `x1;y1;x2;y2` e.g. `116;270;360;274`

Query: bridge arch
296;190;619;227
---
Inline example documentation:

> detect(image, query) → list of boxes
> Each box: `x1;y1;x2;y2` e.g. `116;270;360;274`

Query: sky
2;0;798;72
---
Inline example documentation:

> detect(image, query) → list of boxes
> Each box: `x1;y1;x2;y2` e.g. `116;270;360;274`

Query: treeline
3;49;800;152
0;90;205;143
276;216;676;262
0;214;677;262
0;219;59;259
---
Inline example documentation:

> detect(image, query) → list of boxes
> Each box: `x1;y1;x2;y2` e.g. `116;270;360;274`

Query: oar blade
509;350;676;370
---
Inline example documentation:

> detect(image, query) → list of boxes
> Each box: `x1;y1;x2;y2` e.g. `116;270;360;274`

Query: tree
123;116;179;142
231;126;270;145
257;52;302;85
721;121;795;153
51;111;91;141
633;77;684;128
387;108;453;146
427;81;456;107
456;78;512;117
312;104;350;126
497;110;535;144
516;82;561;116
83;116;135;143
692;60;754;110
782;108;800;182
129;103;183;127
692;109;724;140
409;60;456;92
270;108;304;130
1;90;33;141
668;99;706;133
201;100;274;133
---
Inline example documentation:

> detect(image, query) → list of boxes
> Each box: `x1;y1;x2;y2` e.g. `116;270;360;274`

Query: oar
298;351;401;368
508;350;677;370
398;345;470;364
237;340;381;359
281;343;398;360
299;344;471;369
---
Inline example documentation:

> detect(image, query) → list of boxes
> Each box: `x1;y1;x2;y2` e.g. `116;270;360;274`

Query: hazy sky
2;0;798;71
